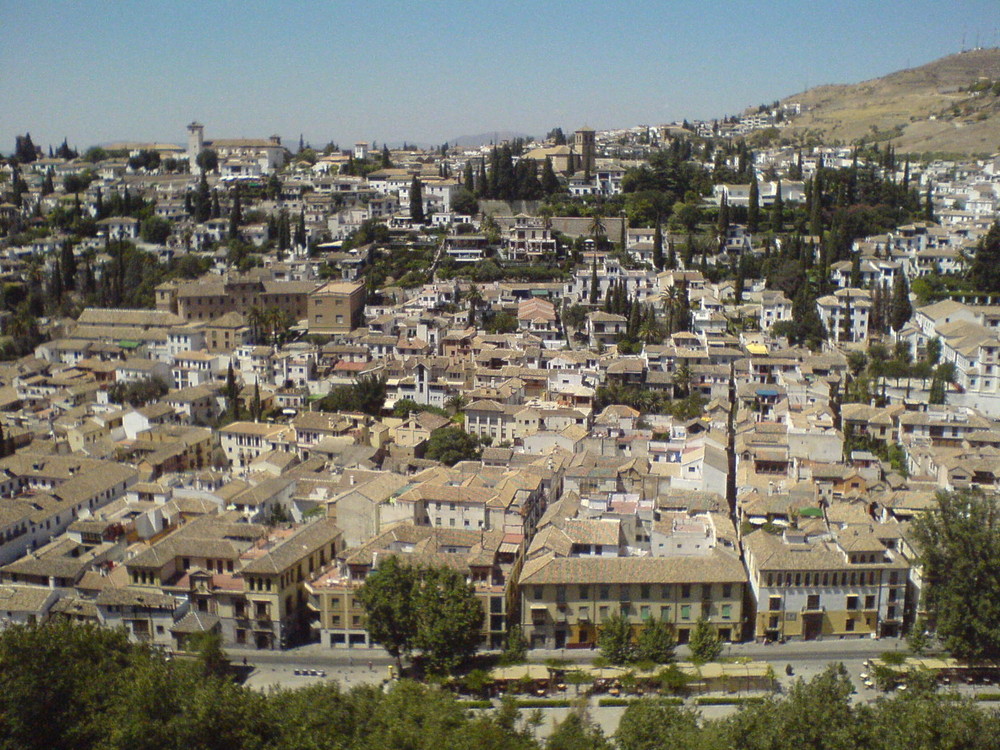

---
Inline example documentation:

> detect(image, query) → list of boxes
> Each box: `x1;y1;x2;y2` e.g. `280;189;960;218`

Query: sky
3;0;1000;152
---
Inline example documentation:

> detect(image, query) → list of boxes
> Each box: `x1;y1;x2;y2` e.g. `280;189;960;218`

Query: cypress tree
924;182;935;222
541;157;560;195
810;168;824;237
228;185;242;240
226;362;239;418
210;190;221;219
747;178;760;233
589;255;599;305
295;209;307;248
61;240;77;291
652;220;664;271
194;176;211;221
667;238;676;270
409;177;425;224
890;273;913;332
476;159;487;198
251;380;262;422
717;193;730;237
463;161;474;191
381;144;391;168
770;179;783;232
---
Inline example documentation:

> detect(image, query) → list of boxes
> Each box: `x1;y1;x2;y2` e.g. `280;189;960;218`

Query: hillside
778;48;1000;154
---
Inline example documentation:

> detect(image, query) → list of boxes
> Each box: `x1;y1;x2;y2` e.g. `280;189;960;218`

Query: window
680;605;691;620
598;605;609;622
845;618;855;632
640;584;651;599
722;584;732;598
660;605;671;620
599;585;610;600
846;595;859;610
533;586;543;601
864;595;875;609
721;604;732;619
807;594;820;610
681;584;691;599
640;605;651;620
769;596;781;611
579;585;589;600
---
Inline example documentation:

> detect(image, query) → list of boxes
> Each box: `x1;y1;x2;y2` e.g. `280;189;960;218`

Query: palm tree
588;212;606;248
662;286;680;335
246;305;265;345
465;284;483;328
445;394;467;415
673;362;692;399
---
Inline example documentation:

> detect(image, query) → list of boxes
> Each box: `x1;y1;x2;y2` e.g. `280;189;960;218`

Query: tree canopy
425;426;483;465
357;557;484;674
911;489;1000;660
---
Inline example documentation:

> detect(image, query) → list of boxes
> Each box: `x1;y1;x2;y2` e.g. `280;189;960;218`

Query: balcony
801;604;825;614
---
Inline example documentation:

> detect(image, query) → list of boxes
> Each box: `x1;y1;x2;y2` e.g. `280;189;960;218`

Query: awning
529;604;548;610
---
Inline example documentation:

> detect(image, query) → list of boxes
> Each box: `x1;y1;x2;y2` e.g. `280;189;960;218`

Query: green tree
890;272;913;331
410;177;425;224
615;698;701;750
546;712;612;750
412;564;485;674
598;612;635;665
688;617;722;663
589;254;600;304
911;489;1000;660
352;373;388;416
0;621;135;750
357;559;483;675
425;427;482;465
228;185;243;240
381;144;392;168
970;221;1000;293
652;219;664;271
541;156;561;195
635;618;676;664
195;148;218;173
356;556;419;670
770;178;784;231
747;177;760;233
141;216;172;244
224;361;240;419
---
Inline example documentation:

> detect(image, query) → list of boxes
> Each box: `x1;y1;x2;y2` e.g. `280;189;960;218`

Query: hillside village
2;116;1000;661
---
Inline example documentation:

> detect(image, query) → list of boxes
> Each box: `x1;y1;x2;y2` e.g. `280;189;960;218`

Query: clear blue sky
2;0;999;152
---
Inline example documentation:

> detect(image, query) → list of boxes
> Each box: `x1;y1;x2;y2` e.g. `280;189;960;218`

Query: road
232;636;904;696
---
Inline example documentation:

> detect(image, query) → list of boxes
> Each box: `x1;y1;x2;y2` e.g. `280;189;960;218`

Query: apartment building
743;521;910;641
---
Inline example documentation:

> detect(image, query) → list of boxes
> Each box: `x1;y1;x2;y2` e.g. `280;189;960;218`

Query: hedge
513;699;573;708
695;696;768;706
598;697;685;707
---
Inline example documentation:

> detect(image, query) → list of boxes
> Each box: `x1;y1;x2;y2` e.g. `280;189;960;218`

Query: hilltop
776;48;1000;155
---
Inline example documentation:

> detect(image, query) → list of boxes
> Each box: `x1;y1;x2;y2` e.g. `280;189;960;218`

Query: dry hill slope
780;48;1000;154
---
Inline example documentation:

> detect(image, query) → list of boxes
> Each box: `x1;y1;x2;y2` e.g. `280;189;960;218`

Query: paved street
234;636;905;696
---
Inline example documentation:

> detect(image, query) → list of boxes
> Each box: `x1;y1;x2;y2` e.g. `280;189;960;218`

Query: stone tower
187;121;205;163
574;126;596;176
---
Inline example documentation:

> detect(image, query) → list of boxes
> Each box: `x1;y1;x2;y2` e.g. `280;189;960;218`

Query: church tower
574;126;595;177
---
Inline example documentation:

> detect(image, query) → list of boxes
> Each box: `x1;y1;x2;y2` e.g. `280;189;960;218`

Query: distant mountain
447;131;533;148
776;48;1000;155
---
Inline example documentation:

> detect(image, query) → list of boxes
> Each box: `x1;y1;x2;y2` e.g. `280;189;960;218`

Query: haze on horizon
2;0;999;152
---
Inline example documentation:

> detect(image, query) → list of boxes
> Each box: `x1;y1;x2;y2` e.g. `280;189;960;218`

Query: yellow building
743;522;910;641
518;550;746;649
